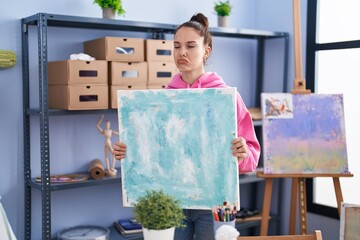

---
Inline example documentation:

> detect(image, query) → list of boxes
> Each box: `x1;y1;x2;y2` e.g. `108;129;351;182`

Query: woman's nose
180;49;187;57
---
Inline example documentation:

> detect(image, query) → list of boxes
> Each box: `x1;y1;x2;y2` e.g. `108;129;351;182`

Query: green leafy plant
133;190;185;230
94;0;125;16
214;1;232;16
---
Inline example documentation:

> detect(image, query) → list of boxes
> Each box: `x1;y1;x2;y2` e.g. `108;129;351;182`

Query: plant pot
102;8;116;19
217;16;229;27
142;227;175;240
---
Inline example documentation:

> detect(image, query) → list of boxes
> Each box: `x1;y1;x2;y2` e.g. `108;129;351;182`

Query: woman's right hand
113;141;127;160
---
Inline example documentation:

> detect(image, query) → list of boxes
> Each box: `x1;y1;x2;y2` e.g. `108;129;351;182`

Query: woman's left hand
231;137;249;162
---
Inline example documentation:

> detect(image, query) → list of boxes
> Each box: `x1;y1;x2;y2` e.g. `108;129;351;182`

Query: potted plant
133;190;185;240
214;0;232;27
93;0;125;19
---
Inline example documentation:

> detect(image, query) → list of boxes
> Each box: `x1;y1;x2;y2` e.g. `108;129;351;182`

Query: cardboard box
110;85;147;109
148;62;177;86
48;60;107;85
147;85;167;89
84;37;145;62
110;61;148;86
49;84;108;110
146;39;174;62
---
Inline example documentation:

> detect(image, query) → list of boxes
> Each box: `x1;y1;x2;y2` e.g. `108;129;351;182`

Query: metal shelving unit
21;12;289;239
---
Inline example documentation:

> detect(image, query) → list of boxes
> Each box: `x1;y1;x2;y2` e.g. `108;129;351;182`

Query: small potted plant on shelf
93;0;125;19
133;190;185;240
214;0;232;27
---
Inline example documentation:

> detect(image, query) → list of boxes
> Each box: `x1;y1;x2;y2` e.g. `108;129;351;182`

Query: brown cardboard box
146;39;174;62
48;60;107;85
148;62;177;86
110;85;147;109
84;37;145;62
147;85;167;89
49;84;108;110
110;61;148;86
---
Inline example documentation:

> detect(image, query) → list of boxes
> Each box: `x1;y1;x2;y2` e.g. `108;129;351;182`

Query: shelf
50;215;275;240
51;226;143;240
26;107;262;128
26;107;263;127
107;214;274;239
25;107;262;127
108;214;271;239
236;219;262;230
28;170;261;192
252;120;262;127
109;226;143;240
236;214;269;230
26;108;117;116
22;12;287;239
30;173;121;191
236;213;264;223
236;213;280;233
22;13;288;40
239;173;264;184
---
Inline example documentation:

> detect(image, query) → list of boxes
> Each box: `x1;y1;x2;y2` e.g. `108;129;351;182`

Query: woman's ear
205;45;212;56
203;45;212;62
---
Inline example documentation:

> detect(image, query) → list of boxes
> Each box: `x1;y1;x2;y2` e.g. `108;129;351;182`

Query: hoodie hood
167;72;228;89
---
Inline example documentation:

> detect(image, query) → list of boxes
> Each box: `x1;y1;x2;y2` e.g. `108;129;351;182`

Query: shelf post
21;16;32;240
37;13;52;240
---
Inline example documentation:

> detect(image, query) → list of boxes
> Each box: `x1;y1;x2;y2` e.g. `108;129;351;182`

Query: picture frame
340;202;360;240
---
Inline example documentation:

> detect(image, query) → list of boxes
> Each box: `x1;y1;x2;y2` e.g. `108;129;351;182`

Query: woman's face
173;26;210;73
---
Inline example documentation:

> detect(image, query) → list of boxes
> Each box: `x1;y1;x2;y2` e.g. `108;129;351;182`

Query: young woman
113;13;260;240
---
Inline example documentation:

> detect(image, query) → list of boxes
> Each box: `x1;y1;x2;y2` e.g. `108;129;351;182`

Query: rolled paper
89;159;105;180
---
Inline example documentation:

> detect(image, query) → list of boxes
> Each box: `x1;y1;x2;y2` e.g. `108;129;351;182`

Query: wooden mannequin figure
96;115;119;177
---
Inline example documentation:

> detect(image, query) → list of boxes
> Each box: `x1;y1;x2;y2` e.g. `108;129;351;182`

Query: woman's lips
177;58;188;64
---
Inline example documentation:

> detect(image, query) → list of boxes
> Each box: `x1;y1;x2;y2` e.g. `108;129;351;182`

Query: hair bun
190;13;209;29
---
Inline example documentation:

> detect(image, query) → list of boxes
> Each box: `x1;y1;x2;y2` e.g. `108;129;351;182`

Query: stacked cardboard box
146;39;178;89
48;60;108;110
47;37;179;111
84;37;147;109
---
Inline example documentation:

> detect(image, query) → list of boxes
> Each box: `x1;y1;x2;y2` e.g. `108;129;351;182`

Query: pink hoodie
167;72;260;174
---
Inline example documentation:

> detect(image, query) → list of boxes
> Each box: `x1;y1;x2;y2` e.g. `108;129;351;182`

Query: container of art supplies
89;159;105;180
213;219;236;234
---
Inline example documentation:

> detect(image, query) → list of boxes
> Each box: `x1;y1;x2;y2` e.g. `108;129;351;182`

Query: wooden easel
257;171;353;235
257;2;353;235
291;0;311;94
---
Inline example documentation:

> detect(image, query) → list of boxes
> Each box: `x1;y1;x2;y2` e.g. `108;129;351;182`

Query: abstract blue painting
117;88;239;209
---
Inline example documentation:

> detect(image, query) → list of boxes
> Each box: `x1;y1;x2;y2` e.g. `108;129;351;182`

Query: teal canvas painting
117;88;239;209
261;93;349;174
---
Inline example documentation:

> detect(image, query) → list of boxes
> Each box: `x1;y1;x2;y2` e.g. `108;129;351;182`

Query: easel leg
289;178;298;234
333;177;344;216
299;178;307;234
260;178;273;236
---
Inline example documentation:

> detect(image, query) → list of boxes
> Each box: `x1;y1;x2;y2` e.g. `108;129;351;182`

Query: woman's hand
231;137;249;163
113;141;127;160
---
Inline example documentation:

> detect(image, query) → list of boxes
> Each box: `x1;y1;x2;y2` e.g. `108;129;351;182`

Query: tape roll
89;159;105;180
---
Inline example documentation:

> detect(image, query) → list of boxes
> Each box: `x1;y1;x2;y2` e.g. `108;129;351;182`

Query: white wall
0;0;302;239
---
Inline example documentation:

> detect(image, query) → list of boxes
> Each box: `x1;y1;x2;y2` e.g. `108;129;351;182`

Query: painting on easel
261;93;349;174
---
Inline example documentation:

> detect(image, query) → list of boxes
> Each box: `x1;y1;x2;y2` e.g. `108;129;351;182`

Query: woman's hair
174;13;213;50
